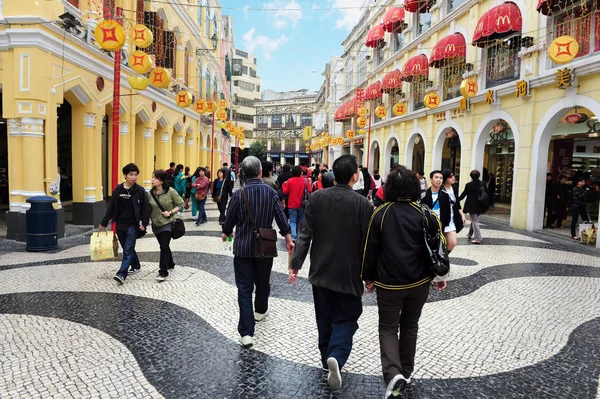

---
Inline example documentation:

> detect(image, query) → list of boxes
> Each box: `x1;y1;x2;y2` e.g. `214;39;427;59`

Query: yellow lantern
130;24;153;49
392;102;407;117
358;130;366;135
548;36;579;64
150;67;171;89
374;105;386;119
128;51;153;74
424;92;441;109
320;137;328;147
95;20;126;51
127;76;149;90
225;121;235;132
218;121;226;129
346;130;355;139
218;99;228;109
240;145;245;150
460;78;478;98
303;126;312;140
194;99;207;114
356;116;367;129
238;126;245;135
176;90;192;108
216;109;228;121
357;107;369;117
233;127;241;137
206;100;216;113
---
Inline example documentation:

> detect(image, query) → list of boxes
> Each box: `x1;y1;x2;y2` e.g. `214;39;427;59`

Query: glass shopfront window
485;38;521;88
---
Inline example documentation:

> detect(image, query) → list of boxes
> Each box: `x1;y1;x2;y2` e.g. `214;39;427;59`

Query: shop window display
549;1;600;62
485;37;521;88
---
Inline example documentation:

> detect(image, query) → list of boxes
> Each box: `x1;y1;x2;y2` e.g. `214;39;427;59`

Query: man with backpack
282;165;312;241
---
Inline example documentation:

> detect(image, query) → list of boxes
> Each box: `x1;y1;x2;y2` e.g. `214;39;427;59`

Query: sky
223;0;366;93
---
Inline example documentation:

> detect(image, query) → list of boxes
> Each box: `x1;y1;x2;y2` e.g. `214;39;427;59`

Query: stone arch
204;133;211;149
369;137;382;171
383;133;400;176
404;128;427;169
213;137;219;151
432;119;464;171
527;94;600;244
62;83;93;107
134;103;152;123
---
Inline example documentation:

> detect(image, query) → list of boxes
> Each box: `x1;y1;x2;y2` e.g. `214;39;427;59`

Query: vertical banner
552;139;574;181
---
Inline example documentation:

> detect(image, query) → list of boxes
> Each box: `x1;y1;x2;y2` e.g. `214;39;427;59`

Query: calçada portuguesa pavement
0;202;599;399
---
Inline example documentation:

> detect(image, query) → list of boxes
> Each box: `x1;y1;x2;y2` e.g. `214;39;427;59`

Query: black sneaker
155;274;167;282
384;374;408;398
128;269;140;275
113;275;125;285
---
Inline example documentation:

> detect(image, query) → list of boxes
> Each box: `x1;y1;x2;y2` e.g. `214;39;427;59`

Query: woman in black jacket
459;170;485;244
571;176;590;240
362;166;447;398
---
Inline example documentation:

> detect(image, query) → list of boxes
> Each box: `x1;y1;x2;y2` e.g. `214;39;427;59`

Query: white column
84;113;97;203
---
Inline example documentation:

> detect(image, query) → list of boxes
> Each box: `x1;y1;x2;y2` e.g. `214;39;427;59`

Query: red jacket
282;176;312;209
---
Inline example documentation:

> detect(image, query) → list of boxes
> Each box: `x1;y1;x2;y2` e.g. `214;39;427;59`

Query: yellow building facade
333;0;600;247
0;0;231;240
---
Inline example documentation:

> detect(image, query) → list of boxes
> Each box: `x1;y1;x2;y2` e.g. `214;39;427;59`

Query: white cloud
330;0;364;31
263;0;303;29
243;28;289;60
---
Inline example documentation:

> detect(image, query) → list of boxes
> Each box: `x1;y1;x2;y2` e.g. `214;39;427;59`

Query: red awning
404;0;428;13
430;33;467;67
536;0;569;15
364;81;382;100
334;106;345;121
381;69;403;92
472;1;522;48
382;7;406;32
344;98;357;117
402;54;429;81
366;24;385;48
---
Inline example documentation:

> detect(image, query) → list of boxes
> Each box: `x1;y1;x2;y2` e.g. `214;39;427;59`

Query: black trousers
312;285;362;369
233;256;273;337
545;199;555;227
570;205;590;237
155;231;174;276
218;198;228;224
377;283;430;384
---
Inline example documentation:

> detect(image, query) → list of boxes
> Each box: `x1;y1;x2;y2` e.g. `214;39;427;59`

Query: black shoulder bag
241;187;278;258
420;204;450;276
150;189;186;240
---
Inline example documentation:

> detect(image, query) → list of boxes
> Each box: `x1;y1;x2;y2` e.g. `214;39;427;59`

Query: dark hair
575;176;585;183
373;169;379;175
333;154;358;185
122;163;139;175
430;170;443;179
470;170;481;180
441;169;454;184
558;174;567;180
383;166;420;202
547;173;553;177
199;167;206;173
302;168;308;176
185;166;190;174
262;161;274;176
176;164;184;172
320;169;327;175
192;167;201;178
169;162;175;168
223;162;228;167
418;171;425;176
322;172;335;188
283;164;291;172
153;169;169;186
292;165;303;177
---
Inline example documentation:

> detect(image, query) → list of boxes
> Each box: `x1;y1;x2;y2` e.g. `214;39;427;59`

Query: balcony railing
271;123;282;129
257;123;268;129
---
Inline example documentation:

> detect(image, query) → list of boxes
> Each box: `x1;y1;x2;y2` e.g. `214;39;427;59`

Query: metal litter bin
25;196;58;252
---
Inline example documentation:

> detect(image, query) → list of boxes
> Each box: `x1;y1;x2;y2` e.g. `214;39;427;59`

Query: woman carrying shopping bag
148;169;184;281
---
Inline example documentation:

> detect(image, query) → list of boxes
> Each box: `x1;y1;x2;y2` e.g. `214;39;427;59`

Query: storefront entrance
57;100;73;203
441;129;461;183
0;93;8;210
484;122;515;205
412;134;425;173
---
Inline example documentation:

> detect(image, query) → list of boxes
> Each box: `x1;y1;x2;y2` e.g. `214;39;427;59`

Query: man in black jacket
289;154;373;390
99;163;150;284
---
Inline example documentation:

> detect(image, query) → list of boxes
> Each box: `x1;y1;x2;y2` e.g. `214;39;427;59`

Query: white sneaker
254;311;267;322
192;215;197;220
155;275;166;282
326;357;342;389
384;374;408;399
239;335;253;349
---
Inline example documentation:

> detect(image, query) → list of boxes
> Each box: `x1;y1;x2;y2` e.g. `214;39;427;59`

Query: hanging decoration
127;76;150;90
336;137;345;145
303;126;313;140
375;105;387;119
357;107;369;117
460;78;479;98
206;100;216;113
128;51;153;74
320;137;328;147
392;102;407;116
218;99;228;109
356;116;368;129
95;20;126;51
225;121;235;132
194;99;207;114
216;109;228;121
176;90;192;108
150;67;171;89
129;24;153;48
218;121;226;129
233;127;241;137
548;36;579;64
346;130;356;139
240;145;245;150
424;92;441;109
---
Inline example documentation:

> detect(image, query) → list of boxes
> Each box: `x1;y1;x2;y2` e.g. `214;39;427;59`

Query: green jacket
147;187;185;228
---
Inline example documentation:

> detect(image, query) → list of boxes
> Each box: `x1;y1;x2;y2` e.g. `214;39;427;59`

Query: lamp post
110;7;123;233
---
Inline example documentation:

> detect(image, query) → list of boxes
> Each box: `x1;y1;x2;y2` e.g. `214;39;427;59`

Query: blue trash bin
26;196;58;252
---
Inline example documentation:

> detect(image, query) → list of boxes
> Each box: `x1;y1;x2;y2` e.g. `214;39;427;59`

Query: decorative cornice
143;127;153;139
83;113;96;128
119;121;129;135
20;117;44;137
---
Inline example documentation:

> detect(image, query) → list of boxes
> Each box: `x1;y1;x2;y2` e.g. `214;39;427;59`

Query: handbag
477;182;490;212
90;229;119;261
301;178;310;207
241;187;278;258
150;189;186;240
213;180;224;203
420;204;450;277
194;177;207;201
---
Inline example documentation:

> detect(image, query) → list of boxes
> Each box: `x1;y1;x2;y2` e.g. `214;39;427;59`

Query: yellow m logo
496;15;510;26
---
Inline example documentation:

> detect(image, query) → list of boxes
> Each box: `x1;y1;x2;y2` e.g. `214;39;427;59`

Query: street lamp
196;34;218;56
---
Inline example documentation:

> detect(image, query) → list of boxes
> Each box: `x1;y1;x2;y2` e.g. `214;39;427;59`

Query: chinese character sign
552;140;574;179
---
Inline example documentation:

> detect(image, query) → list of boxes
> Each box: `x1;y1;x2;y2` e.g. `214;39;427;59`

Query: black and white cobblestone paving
0;203;599;398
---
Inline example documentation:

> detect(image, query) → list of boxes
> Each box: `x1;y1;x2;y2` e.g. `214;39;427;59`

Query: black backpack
420;204;450;277
477;182;490;212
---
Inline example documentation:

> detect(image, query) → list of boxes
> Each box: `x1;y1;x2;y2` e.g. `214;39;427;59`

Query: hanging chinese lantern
176;90;192;108
392;102;407;117
218;121;226;129
346;130;356;139
95;20;126;51
424;92;441;109
358;130;366;135
150;67;171;89
216;109;228;121
225;121;235;132
320;137;328;147
460;78;478;98
548;36;579;64
194;99;207;114
128;51;153;74
233;127;241;137
127;76;149;90
356;116;368;128
357;107;369;118
218;99;228;109
206;100;216;113
130;24;153;49
240;145;245;150
374;105;386;119
238;126;245;135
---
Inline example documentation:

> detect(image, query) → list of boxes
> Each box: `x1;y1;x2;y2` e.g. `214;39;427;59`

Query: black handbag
150;189;186;240
241;187;278;258
477;182;490;212
420;204;450;277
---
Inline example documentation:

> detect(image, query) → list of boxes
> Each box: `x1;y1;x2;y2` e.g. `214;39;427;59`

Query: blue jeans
289;207;305;240
312;285;363;369
115;225;140;279
233;256;274;337
196;197;207;224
